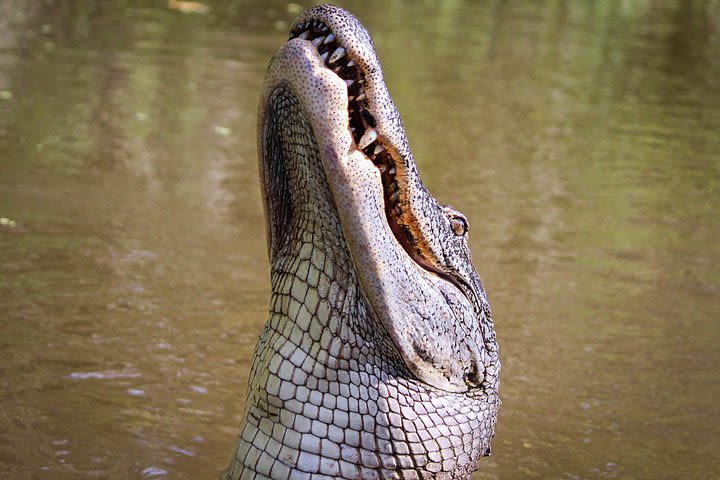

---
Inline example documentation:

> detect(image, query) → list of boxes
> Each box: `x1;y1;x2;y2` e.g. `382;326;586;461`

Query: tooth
328;47;346;64
320;51;329;62
388;166;396;175
355;92;366;102
357;128;378;150
390;191;400;203
312;36;325;47
345;79;354;87
373;144;385;154
298;30;310;39
323;33;335;44
362;110;376;127
347;60;355;67
394;205;403;216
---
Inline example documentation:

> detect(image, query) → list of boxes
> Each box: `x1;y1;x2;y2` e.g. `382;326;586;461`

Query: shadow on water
0;1;718;479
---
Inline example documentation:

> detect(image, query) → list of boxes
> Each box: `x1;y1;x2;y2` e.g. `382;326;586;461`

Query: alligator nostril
464;358;484;388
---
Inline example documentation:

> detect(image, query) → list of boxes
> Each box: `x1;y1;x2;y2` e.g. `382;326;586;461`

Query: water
1;1;718;478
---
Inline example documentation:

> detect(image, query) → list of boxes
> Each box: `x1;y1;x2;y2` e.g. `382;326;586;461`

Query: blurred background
1;1;719;478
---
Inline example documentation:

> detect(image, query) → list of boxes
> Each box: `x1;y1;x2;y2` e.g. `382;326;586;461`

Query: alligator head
222;5;500;479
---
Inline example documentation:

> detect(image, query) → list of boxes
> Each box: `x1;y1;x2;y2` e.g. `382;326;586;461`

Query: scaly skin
221;5;500;479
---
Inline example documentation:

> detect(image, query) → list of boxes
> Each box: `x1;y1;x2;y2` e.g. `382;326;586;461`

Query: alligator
221;5;500;479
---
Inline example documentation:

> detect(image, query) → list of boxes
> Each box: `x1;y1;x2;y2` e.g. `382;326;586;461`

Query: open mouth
290;21;475;301
281;14;493;394
289;21;417;270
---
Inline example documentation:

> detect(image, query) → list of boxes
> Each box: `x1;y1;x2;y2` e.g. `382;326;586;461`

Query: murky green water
1;1;719;479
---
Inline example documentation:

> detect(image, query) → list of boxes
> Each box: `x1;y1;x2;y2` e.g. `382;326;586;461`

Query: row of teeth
290;21;403;217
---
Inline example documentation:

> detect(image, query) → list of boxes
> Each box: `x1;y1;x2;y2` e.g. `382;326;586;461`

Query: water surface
1;1;719;479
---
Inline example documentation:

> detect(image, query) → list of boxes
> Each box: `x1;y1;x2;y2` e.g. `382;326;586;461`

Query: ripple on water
142;467;168;477
66;370;143;380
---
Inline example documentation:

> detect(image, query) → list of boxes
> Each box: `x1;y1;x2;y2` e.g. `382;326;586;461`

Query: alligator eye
450;216;468;236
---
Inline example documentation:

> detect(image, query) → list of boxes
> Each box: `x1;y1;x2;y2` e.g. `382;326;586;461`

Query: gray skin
221;5;500;480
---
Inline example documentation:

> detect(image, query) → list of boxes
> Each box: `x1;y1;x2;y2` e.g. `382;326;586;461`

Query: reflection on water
0;1;718;479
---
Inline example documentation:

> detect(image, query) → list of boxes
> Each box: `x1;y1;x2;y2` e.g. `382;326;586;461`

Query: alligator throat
221;5;500;480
